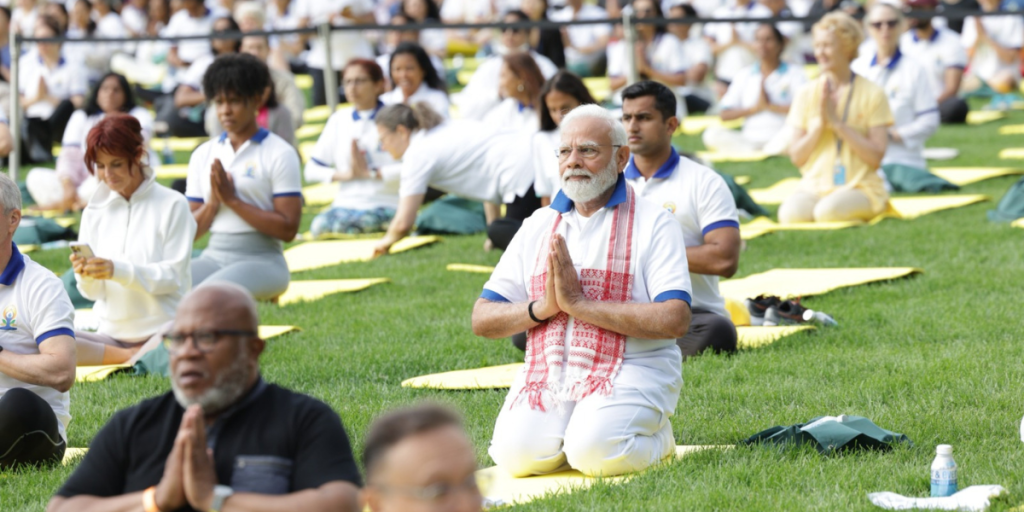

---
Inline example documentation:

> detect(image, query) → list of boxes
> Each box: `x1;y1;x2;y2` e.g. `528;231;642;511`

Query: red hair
83;114;146;175
343;58;385;84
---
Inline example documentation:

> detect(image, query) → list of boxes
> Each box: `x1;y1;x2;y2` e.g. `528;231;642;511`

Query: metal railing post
622;6;639;87
9;31;20;180
318;22;339;113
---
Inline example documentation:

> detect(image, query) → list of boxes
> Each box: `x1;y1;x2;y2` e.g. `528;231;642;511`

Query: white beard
172;346;252;416
561;160;619;204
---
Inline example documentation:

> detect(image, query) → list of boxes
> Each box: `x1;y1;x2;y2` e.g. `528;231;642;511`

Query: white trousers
489;344;682;477
702;125;793;156
25;169;97;207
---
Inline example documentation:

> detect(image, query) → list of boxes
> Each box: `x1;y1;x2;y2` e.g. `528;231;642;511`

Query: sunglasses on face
870;19;900;29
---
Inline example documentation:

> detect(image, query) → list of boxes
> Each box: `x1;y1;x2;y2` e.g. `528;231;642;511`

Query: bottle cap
936;444;952;454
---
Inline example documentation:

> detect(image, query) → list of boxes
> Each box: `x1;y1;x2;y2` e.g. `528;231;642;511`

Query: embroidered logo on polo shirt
663;201;677;213
243;161;257;178
0;304;18;331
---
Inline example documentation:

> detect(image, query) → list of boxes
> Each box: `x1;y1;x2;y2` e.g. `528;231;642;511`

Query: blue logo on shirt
0;304;18;331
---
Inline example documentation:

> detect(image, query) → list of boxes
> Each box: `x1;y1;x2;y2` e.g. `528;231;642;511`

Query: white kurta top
720;62;807;145
703;1;774;82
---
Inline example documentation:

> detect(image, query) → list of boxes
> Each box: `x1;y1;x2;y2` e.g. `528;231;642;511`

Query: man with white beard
48;284;362;512
473;105;693;477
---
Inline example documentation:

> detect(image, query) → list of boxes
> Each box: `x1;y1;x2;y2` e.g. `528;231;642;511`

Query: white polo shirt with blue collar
480;174;693;355
185;128;303;240
624;148;739;319
899;27;968;102
0;243;76;441
720;62;808;145
18;53;88;120
852;49;939;170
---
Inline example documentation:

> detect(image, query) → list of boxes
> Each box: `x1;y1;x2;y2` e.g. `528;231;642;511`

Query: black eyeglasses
869;19;900;29
502;27;525;34
162;330;256;354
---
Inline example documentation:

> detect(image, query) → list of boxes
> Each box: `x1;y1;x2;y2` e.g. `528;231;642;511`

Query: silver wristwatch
210;485;234;512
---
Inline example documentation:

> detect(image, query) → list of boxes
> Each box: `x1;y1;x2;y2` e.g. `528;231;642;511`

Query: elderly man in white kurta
472;105;693;478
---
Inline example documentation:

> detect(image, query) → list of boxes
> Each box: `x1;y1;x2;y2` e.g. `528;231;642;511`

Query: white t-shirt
382;121;533;204
62;106;155;149
899;27;968;100
720;62;807;145
380;82;451;119
95;11;127;54
607;33;689;85
481;175;693;354
185;129;302;238
852;50;939;170
550;5;612;65
304;103;399;210
122;4;148;36
531;129;561;199
960;14;1024;83
0;244;76;441
162;9;217;64
453;51;557;121
481;98;539;134
677;36;715;101
178;54;215;92
294;0;375;69
11;6;37;36
624;149;738;318
266;1;302;51
18;54;88;119
703;1;774;82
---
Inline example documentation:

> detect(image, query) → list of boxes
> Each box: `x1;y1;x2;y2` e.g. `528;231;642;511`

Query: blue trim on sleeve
702;220;740;235
480;289;511;303
915;108;940;117
37;327;75;345
273;192;303;198
310;157;330;167
654;290;692;305
186;196;205;203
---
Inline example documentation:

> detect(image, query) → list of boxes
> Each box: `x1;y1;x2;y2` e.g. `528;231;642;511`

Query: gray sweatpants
192;232;290;301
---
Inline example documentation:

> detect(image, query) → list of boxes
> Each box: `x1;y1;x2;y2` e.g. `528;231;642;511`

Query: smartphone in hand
69;242;95;259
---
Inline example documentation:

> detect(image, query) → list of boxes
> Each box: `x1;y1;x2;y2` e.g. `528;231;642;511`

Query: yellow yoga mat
156;164;189;179
296;123;324;140
259;325;301;339
446;263;496;274
456;69;474;86
284;235;440;272
739;216;863;241
719;267;921;303
76;364;131;382
736;325;814;349
303;104;347;124
63;447;88;466
1000;124;1024;135
748;177;800;205
294;74;313;90
302;182;336;206
150;137;205;153
966;111;1006;125
276;278;389;306
582;76;611;102
478;445;730;506
931;167;1024;186
299;141;316;162
734;175;751;185
695;151;770;163
678;116;743;136
1000;148;1024;160
887;195;988;220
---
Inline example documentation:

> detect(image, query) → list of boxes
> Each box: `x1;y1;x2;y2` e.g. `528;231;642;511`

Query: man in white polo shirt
474;104;692;478
0;173;76;469
622;81;741;358
900;0;970;123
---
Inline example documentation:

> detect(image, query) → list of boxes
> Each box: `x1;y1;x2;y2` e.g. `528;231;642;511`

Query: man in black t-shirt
47;283;362;512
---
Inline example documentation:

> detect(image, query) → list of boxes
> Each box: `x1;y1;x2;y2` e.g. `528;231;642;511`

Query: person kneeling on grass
473;105;692;477
47;284;362;512
71;114;196;366
0;173;76;469
362;404;481;512
622;81;741;359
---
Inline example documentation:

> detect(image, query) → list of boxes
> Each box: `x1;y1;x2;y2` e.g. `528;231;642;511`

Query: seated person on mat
362;404;481;512
780;12;892;224
71;115;196;366
380;42;450;119
186;53;302;301
27;72;154;213
47;284;362;512
0;173;76;469
480;53;546;134
703;24;807;156
623;81;741;359
19;15;86;154
306;59;397;238
900;0;970;124
371;103;537;257
852;2;942;190
474;105;692;478
960;0;1023;105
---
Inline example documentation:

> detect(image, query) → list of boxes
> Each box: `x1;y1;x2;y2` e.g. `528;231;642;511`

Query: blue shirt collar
352;100;385;121
218;127;270;144
0;243;26;286
911;28;940;42
550;173;629;213
624;147;680;180
752;62;789;75
870;48;902;70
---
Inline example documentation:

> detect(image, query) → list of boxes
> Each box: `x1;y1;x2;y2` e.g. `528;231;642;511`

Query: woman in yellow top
780;12;894;224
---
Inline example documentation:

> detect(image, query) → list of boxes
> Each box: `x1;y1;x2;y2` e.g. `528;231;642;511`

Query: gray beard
171;348;252;416
561;160;619;204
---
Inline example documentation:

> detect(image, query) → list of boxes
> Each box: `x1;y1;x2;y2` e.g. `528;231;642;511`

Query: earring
517;83;525;92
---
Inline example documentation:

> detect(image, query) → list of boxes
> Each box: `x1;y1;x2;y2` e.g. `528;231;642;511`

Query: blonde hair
813;12;865;61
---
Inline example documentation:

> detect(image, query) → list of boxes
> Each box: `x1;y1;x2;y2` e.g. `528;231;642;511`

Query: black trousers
0;388;65;469
309;67;344;107
677;309;737;359
684;94;711;115
487;185;543;251
939;97;969;124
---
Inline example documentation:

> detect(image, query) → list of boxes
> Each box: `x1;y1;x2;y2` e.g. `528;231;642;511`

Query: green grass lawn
3;110;1024;511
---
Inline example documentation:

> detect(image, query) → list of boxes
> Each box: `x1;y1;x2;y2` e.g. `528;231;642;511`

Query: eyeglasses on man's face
555;145;622;162
162;330;256;354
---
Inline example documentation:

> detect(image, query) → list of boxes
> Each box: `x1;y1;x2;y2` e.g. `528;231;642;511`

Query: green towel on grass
988;176;1024;222
717;171;770;218
15;216;75;246
415;196;487;235
61;269;94;310
743;415;912;455
133;344;170;377
883;164;959;193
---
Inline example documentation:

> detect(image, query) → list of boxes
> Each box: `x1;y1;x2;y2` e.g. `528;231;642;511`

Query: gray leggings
192;232;290;300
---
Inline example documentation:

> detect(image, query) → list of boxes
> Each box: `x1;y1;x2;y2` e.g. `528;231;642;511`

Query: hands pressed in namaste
155;405;219;511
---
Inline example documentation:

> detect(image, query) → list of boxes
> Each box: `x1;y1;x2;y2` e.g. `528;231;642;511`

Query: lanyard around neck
834;74;857;156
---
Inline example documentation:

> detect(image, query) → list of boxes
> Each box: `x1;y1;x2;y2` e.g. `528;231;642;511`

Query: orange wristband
142;486;161;512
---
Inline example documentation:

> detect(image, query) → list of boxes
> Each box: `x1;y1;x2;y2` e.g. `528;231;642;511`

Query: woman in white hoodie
70;114;196;365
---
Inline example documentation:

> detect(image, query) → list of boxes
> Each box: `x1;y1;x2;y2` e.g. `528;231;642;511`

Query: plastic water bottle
802;309;838;326
931;445;957;497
